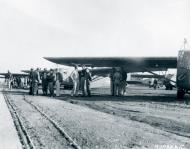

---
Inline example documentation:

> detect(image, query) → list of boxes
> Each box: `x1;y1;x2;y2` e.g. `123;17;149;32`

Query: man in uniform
41;68;48;95
148;80;151;88
35;68;41;95
16;77;21;88
70;65;79;96
85;68;92;97
80;65;86;96
29;68;39;95
153;79;158;90
113;69;122;96
29;68;34;94
47;69;55;97
120;68;127;96
55;69;63;97
110;68;115;96
6;70;13;90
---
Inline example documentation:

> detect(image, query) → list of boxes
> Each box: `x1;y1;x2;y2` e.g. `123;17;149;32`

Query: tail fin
177;50;190;90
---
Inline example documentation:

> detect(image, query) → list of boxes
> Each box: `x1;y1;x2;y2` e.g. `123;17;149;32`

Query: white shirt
71;70;79;81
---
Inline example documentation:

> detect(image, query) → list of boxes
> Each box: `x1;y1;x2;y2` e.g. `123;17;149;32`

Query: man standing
35;68;41;95
70;65;79;96
80;65;86;96
120;68;127;96
85;68;92;97
41;68;48;95
36;68;41;84
16;77;21;88
29;68;39;95
47;69;55;97
29;68;34;94
55;69;63;97
110;68;115;96
148;80;151;88
6;70;13;90
113;69;122;96
153;79;158;90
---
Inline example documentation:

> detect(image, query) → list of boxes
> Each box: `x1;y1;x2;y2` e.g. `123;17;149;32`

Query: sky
0;0;190;72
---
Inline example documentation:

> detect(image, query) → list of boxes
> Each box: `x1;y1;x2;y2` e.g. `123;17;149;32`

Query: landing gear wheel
177;89;185;99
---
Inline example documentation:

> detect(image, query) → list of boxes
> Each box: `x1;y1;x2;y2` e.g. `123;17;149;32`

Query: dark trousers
29;82;38;95
42;81;48;95
114;82;120;96
86;81;91;96
48;82;54;97
110;78;114;96
81;77;85;96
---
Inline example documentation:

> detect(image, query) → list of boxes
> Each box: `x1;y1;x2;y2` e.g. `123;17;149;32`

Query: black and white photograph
0;0;190;149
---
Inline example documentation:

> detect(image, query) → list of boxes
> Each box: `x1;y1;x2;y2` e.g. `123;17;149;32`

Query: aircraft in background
0;72;29;78
0;72;29;89
130;73;176;90
44;50;190;99
130;74;165;79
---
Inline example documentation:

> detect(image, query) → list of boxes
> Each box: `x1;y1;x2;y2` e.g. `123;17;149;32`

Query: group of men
110;68;127;96
70;65;92;97
29;68;62;97
28;65;92;97
6;66;127;97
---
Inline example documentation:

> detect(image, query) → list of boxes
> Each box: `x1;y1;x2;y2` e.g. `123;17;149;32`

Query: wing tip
43;57;50;60
43;57;55;62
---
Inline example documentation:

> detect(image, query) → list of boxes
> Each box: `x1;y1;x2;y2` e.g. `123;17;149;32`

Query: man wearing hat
80;65;86;96
41;68;48;95
29;68;39;95
47;69;55;97
70;65;79;96
85;68;92;96
113;68;122;96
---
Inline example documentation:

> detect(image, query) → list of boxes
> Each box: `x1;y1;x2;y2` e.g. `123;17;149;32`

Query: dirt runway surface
4;86;190;149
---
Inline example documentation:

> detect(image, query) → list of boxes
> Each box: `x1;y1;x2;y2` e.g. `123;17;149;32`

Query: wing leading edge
44;57;177;73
